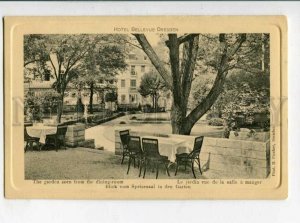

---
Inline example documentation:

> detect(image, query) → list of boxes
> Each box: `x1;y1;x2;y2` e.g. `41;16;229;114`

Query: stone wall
65;123;95;148
114;129;270;178
200;137;270;178
229;130;270;142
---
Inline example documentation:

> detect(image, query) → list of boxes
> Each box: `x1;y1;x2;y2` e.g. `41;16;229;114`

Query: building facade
116;49;172;110
24;48;172;112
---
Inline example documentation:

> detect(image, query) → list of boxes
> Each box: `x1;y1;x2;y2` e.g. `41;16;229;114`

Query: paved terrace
25;148;219;179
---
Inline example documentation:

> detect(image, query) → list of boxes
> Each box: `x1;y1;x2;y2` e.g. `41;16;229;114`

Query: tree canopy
133;33;269;134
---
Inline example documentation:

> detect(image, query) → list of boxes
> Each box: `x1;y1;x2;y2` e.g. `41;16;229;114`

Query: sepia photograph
4;16;287;199
23;33;271;180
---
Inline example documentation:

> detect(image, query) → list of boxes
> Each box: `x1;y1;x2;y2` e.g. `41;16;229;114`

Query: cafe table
141;135;193;163
26;124;57;144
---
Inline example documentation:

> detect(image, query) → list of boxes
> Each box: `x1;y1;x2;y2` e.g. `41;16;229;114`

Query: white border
0;1;298;223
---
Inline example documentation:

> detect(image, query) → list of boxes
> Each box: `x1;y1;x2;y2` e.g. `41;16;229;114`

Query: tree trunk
56;93;64;123
89;82;94;114
133;33;245;135
171;104;187;134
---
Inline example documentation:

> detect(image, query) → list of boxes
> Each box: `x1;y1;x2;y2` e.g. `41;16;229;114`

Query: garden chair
142;138;170;179
119;130;130;164
45;125;68;152
126;136;144;176
24;125;40;152
175;136;204;178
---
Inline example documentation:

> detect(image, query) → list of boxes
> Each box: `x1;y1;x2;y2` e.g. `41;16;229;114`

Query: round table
26;125;57;144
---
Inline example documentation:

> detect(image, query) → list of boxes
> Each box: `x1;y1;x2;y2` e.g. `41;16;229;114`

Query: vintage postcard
4;16;287;199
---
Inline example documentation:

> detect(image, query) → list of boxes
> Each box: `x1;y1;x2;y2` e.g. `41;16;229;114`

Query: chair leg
198;157;202;175
175;160;179;176
30;142;34;151
191;160;196;179
156;164;159;179
121;153;125;164
143;160;147;179
127;157;132;175
138;159;143;177
25;141;28;152
165;163;170;177
62;138;66;150
133;158;136;168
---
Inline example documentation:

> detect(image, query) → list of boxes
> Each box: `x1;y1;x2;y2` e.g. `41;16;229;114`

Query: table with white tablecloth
26;125;57;144
141;136;194;162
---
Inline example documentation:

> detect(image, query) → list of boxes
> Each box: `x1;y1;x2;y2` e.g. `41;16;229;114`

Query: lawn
25;148;210;180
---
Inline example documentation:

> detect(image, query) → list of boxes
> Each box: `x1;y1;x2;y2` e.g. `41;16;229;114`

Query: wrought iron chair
119;130;130;164
24;124;40;152
126;136;144;176
142;138;170;179
175;136;204;178
45;125;68;151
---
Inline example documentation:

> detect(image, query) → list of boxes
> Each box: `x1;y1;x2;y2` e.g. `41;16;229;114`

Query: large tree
133;33;246;135
77;44;127;114
24;34;128;122
139;70;166;111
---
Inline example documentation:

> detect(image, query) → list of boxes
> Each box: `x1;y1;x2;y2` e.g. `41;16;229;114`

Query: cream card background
0;1;298;223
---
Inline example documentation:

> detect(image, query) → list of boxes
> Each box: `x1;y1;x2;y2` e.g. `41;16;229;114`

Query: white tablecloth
141;136;193;162
26;126;57;144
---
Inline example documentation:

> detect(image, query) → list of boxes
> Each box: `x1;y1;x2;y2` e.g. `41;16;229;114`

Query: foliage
208;118;224;126
24;90;60;121
24;34;128;122
217;72;270;128
134;33;250;134
139;70;166;110
105;91;118;102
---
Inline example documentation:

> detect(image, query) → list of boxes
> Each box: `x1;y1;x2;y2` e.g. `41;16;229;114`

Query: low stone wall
200;138;270;178
229;130;270;142
114;129;270;178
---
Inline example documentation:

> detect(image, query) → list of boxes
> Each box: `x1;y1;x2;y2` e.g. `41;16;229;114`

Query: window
130;94;137;103
121;79;125;88
141;65;145;72
131;65;136;75
121;95;126;102
130;79;136;88
144;56;147;60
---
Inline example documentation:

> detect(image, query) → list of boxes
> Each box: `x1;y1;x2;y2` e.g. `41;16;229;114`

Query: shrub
130;116;137;120
119;121;126;124
208;118;224;126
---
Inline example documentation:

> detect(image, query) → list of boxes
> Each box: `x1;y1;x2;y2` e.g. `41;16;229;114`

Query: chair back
142;138;160;158
24;126;32;140
119;130;130;149
57;126;68;137
190;136;204;157
128;136;142;154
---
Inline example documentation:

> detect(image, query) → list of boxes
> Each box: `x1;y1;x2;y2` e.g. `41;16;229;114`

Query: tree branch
49;56;58;79
168;34;182;105
184;34;246;131
166;34;199;46
181;35;199;109
24;59;40;67
132;34;173;89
